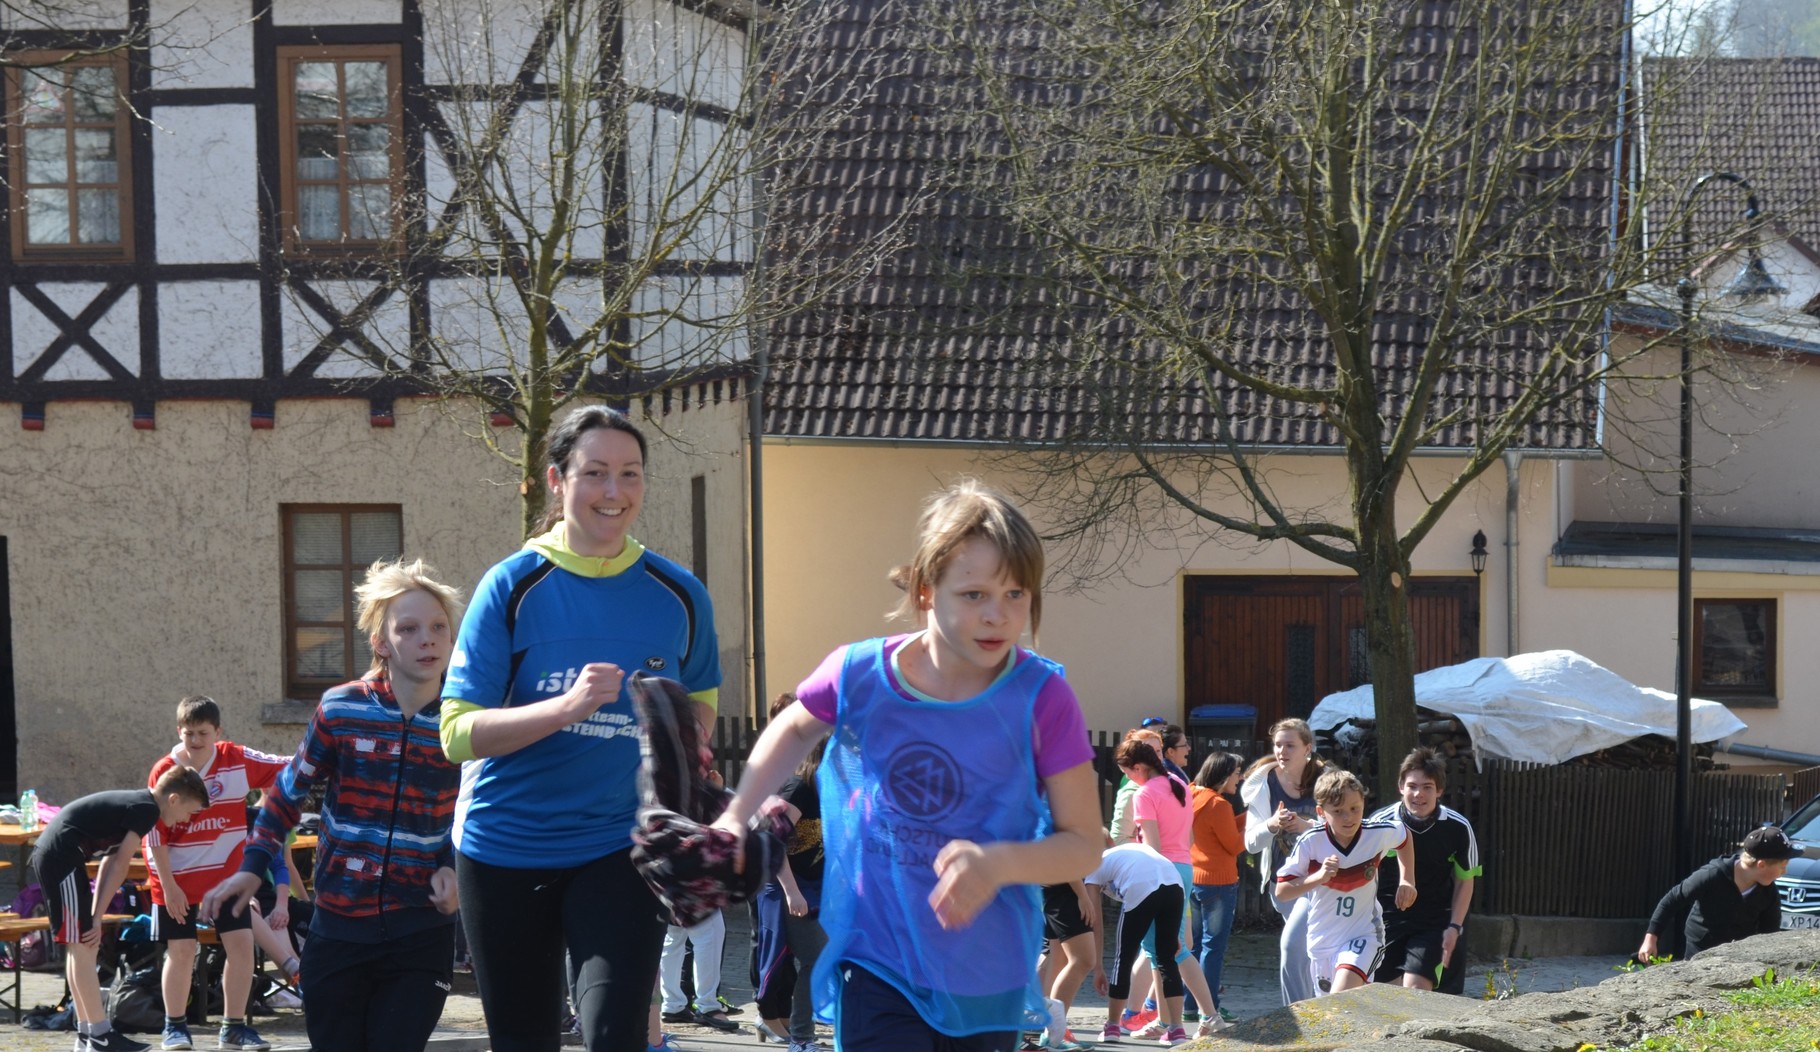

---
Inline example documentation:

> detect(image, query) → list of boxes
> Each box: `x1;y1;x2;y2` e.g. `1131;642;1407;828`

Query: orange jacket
1189;786;1246;886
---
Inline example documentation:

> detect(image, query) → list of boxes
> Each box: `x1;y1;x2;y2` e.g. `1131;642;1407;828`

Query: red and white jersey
147;741;288;903
1277;819;1407;955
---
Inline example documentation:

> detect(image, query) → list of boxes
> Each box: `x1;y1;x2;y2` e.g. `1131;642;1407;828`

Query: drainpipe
1504;450;1521;656
747;351;768;723
1718;742;1820;767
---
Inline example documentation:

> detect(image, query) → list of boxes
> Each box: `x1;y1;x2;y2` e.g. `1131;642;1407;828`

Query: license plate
1782;912;1820;930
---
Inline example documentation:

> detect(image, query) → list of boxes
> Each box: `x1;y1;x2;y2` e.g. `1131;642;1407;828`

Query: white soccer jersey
1277;819;1408;954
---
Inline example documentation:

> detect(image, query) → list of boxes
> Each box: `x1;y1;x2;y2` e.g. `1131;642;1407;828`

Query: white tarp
1307;649;1748;768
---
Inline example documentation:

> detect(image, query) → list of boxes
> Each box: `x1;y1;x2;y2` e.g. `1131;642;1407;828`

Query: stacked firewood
1319;711;1720;777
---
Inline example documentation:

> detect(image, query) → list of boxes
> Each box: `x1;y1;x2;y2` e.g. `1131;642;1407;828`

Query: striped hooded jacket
242;675;458;942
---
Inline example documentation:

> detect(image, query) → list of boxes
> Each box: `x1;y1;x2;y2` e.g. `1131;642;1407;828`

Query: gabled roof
1639;57;1820;252
762;0;1622;452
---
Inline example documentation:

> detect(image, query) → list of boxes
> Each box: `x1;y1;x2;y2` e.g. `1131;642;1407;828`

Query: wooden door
1183;575;1480;735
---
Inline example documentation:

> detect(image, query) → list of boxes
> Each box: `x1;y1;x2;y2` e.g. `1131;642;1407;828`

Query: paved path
0;921;1629;1050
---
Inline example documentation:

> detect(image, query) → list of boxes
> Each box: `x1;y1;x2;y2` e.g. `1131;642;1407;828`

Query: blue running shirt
445;545;718;868
813;636;1055;1036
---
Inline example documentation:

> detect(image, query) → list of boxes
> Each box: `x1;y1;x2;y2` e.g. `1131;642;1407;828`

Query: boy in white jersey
1275;770;1416;995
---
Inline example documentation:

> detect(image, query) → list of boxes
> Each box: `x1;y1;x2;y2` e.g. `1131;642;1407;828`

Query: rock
1188;982;1479;1050
1182;930;1820;1051
1394;1019;1585;1052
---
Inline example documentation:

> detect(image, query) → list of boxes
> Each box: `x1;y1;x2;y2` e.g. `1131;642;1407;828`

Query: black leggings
1108;886;1184;1001
301;924;454;1052
458;848;668;1052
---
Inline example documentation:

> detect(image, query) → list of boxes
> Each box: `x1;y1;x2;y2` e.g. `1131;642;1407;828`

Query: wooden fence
1433;760;1785;917
713;718;1793;923
1791;765;1820;814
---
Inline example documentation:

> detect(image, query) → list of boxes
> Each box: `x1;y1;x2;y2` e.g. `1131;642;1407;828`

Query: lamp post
1673;172;1784;877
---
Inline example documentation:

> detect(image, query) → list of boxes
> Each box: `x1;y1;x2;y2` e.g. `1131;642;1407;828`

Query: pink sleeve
792;645;848;725
1032;671;1094;779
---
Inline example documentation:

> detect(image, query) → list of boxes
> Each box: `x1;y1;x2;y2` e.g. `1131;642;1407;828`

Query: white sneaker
1132;1021;1170;1041
1196;1018;1232;1037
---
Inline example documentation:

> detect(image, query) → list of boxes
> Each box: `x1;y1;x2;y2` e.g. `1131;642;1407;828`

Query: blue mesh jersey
813;636;1058;1036
445;545;718;869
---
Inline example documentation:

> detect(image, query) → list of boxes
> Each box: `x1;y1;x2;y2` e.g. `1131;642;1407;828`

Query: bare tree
280;0;912;537
914;0;1761;786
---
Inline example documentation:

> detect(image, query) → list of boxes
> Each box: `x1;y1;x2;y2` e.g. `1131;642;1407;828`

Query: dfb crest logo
885;744;964;822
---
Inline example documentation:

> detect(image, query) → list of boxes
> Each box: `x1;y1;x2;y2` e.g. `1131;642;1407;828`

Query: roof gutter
761;434;1606;458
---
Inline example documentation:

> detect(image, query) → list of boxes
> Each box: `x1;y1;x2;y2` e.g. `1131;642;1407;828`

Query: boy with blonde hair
202;559;464;1052
146;697;289;1050
32;767;209;1051
1275;770;1416;995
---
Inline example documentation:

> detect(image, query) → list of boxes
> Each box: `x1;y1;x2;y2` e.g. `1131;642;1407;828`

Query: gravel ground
0;916;1628;1051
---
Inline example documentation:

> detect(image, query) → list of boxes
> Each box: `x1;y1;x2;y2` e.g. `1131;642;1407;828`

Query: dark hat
1741;826;1798;861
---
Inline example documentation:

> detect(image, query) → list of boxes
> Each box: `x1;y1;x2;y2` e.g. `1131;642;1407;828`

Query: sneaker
1042;1031;1091;1051
1183;1010;1200;1023
1120;1007;1157;1035
1157;1026;1187;1046
88;1034;151;1052
1132;1021;1170;1041
715;994;743;1016
1196;1018;1232;1038
160;1023;194;1051
216;1023;271;1051
1100;1023;1123;1044
691;1008;740;1033
266;988;303;1011
660;1010;696;1024
1219;1007;1238;1023
72;1036;89;1052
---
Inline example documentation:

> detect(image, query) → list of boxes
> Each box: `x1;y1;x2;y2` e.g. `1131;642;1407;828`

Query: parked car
1777;792;1820;930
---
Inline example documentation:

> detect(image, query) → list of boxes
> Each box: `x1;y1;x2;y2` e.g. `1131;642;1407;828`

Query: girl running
1240;717;1328;1004
713;480;1101;1051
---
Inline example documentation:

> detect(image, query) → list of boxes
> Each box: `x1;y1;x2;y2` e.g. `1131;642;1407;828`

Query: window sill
1703;693;1779;709
262;700;318;725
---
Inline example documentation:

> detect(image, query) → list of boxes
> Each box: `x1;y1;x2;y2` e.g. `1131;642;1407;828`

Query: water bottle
18;788;37;832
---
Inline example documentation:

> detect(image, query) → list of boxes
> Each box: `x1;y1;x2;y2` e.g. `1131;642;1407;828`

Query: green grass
1595;968;1820;1052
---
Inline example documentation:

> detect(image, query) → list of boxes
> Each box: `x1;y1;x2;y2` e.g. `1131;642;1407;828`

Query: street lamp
1673;173;1784;877
1470;530;1488;576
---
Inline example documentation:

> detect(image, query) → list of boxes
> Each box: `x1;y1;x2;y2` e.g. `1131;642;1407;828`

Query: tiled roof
1639;57;1820;253
762;1;1621;451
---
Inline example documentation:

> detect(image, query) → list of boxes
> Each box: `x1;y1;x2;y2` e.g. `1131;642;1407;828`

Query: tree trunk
1356;522;1418;799
519;392;553;541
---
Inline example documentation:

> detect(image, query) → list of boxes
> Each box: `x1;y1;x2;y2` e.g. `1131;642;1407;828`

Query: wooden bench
0;912;134;1023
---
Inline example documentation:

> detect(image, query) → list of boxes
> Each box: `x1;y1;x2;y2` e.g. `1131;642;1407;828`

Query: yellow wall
761;440;1820;758
758;442;1507;733
0;394;748;802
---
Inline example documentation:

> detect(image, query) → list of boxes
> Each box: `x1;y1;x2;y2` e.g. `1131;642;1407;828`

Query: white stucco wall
152;106;260;266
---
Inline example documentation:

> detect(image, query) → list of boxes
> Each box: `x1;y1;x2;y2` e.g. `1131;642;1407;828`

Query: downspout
1504;450;1521;656
745;29;771;721
747;343;768;720
1717;742;1820;767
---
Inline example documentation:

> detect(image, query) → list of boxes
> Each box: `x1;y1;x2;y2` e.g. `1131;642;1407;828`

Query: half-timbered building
1;0;758;799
